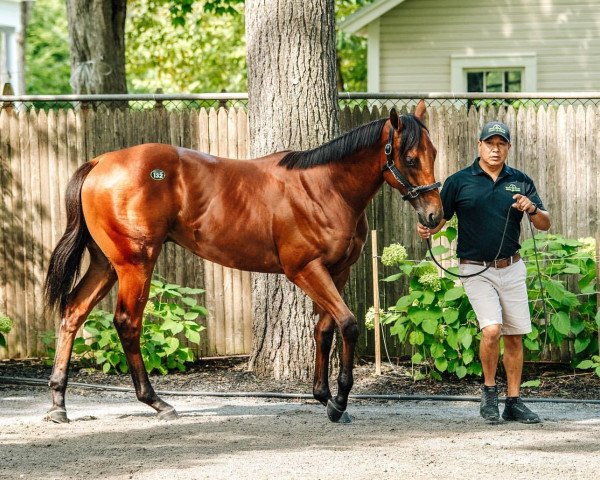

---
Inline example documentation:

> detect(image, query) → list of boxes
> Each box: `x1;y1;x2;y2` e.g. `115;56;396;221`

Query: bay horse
44;100;443;424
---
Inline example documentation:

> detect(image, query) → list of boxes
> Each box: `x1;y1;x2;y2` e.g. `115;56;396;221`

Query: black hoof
157;407;178;421
45;408;69;424
327;400;352;424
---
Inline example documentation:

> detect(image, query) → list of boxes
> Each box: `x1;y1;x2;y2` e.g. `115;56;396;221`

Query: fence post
371;230;381;375
596;231;600;355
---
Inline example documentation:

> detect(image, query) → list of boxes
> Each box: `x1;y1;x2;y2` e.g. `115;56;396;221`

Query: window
451;54;537;92
466;70;522;93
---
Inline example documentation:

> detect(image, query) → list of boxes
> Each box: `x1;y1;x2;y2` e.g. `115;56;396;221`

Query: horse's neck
326;148;384;213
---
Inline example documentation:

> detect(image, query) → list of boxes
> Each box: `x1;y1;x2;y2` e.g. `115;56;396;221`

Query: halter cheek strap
382;127;441;201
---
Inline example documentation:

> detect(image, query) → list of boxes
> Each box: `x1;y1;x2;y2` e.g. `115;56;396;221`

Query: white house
340;0;600;93
0;0;29;95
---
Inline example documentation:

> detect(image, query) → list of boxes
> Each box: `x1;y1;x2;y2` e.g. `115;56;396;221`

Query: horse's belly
169;227;283;274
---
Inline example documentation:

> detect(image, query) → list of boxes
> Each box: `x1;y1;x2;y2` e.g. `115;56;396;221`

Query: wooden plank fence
0;102;598;360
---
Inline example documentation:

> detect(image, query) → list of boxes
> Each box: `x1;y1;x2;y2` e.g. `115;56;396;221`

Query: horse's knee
340;316;359;343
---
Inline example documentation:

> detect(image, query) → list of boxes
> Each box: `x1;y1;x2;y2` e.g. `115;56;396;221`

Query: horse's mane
278;115;427;170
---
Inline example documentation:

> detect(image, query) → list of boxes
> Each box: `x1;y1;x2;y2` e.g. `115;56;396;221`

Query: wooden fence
0;100;598;360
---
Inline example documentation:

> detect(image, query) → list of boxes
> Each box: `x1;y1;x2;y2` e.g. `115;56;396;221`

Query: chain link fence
2;92;600;113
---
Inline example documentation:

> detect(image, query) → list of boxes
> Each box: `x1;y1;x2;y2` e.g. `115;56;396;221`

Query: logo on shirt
505;183;521;193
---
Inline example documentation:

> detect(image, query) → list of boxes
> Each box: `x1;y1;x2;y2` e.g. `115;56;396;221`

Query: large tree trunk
65;0;127;94
245;1;339;380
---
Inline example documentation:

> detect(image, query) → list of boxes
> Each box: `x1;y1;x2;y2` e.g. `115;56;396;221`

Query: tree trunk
65;0;127;94
16;1;33;95
245;0;339;380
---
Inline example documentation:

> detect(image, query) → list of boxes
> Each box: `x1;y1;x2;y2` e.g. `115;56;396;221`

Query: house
340;0;600;93
0;0;30;95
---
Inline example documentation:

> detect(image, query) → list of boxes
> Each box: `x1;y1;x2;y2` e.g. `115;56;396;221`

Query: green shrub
0;314;12;348
44;277;207;374
379;229;599;380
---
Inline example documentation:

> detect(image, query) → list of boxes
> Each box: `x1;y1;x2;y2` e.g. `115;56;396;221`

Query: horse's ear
414;99;426;121
390;108;400;130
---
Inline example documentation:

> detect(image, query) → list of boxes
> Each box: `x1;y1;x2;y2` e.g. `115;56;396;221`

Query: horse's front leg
313;311;334;406
291;261;357;423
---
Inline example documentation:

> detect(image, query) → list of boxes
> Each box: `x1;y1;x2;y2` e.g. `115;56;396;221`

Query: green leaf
551;311;571;336
460;331;473;349
160;318;184;335
570;318;585;335
442;308;459;324
390;321;407;341
184;312;199;321
561;265;580;274
421;290;436;305
595;366;600;378
185;328;201;344
523;338;540;351
409;330;425;346
430;343;444;358
383;273;403;282
455;366;467;379
576;360;594;369
521;379;541;388
462;348;475;365
421;318;438;335
179;287;205;295
430;245;449;255
434;357;448;372
596;310;600;328
446;329;459;350
444;286;465;302
102;362;111;374
574;337;591;354
411;352;423;364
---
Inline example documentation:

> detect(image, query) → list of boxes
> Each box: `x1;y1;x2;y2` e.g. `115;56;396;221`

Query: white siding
378;0;600;92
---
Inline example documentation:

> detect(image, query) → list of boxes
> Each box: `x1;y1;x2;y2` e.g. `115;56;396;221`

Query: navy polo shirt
441;158;545;261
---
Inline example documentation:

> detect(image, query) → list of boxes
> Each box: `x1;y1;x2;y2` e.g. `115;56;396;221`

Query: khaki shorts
459;259;531;335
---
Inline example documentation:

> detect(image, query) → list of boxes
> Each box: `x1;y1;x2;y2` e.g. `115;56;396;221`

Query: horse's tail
44;161;97;317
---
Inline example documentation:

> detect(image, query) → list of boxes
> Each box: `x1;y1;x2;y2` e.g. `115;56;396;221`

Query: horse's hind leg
112;263;177;420
47;243;117;423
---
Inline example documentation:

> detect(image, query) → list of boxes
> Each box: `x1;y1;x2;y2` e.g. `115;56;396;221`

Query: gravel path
1;385;599;480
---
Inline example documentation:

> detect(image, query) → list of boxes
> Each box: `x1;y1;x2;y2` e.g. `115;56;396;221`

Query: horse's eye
406;156;418;166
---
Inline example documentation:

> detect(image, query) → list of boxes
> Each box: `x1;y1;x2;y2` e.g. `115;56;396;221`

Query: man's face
478;135;511;169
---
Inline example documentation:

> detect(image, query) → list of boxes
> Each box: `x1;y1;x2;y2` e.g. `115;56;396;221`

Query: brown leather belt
459;252;521;269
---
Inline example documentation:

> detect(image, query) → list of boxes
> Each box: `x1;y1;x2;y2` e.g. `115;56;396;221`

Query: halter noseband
382;127;441;201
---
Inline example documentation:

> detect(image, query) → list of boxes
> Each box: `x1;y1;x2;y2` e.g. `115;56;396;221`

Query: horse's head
382;100;443;228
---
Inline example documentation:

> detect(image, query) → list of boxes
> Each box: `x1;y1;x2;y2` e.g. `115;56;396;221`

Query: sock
483;385;497;392
506;396;519;405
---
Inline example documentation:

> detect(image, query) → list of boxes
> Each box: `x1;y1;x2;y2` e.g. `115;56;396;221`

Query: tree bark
245;0;339;380
65;0;127;94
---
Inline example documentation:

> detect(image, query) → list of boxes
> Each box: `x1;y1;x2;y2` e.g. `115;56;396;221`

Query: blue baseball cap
479;121;510;143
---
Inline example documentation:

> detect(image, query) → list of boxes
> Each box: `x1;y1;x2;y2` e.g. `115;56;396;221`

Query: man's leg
502;334;523;397
480;324;502;386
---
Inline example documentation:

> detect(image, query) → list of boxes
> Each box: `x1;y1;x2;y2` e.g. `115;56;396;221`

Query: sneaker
480;385;500;423
502;397;541;424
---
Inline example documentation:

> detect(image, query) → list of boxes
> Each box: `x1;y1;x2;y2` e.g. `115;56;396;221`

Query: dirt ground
1;358;600;479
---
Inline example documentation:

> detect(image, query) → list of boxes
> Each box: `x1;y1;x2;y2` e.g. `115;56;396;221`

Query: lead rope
527;215;550;353
425;206;514;279
425;208;549;352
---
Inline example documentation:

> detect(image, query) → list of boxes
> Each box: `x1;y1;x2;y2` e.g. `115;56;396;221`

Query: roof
339;0;407;34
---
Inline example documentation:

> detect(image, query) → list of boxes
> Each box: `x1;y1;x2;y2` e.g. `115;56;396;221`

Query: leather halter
382;127;441;201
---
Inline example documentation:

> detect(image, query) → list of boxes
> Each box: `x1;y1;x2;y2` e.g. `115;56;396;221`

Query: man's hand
417;218;446;239
417;222;431;239
512;194;536;214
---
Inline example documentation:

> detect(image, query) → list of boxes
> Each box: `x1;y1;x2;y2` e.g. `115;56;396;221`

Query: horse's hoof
327;399;352;423
45;408;69;424
157;407;178;421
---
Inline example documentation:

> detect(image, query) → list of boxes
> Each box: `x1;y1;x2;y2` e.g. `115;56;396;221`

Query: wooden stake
596;231;600;356
371;230;382;375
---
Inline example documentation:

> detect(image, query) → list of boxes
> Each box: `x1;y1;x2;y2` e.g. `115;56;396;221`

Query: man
417;121;551;424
